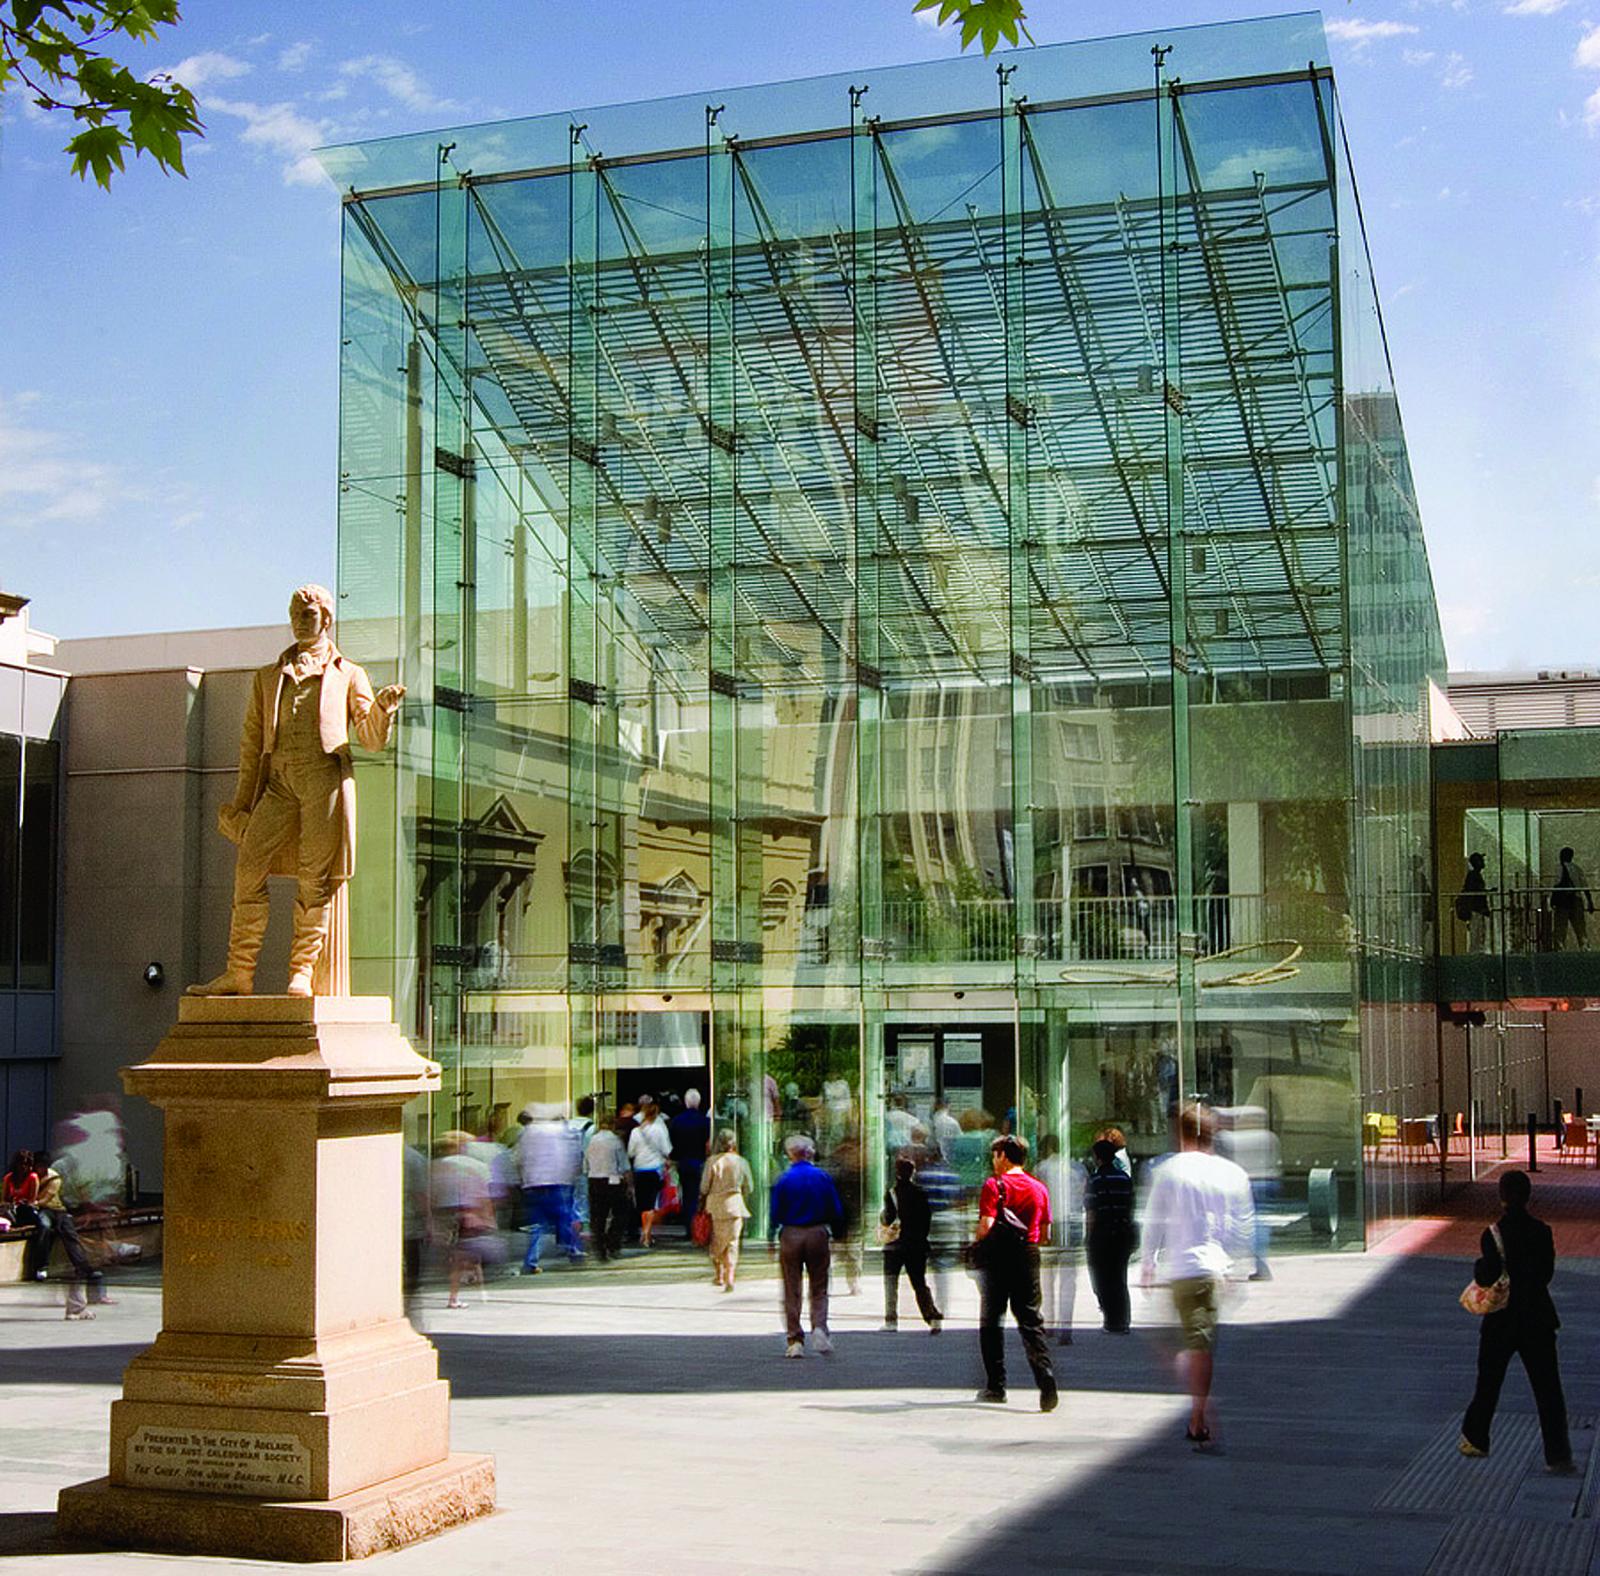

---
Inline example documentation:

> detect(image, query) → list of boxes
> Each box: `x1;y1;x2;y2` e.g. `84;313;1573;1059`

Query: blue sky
1;0;1596;669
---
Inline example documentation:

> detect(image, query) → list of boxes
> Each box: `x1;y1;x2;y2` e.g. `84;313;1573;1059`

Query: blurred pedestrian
616;1100;640;1147
918;1145;963;1314
1036;1134;1080;1346
570;1095;597;1232
517;1104;583;1273
1084;1138;1136;1333
885;1095;917;1156
770;1134;845;1357
670;1089;711;1236
702;1129;753;1290
972;1134;1058;1412
952;1108;998;1199
880;1157;943;1333
584;1117;630;1261
432;1132;502;1309
1213;1106;1281;1281
402;1140;428;1307
629;1096;673;1247
930;1098;962;1161
31;1156;112;1317
830;1131;864;1297
1139;1105;1254;1449
1460;1170;1573;1471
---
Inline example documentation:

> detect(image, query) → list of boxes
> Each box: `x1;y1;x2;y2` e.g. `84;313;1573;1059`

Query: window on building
761;878;796;931
18;739;58;988
0;735;17;990
1072;797;1107;841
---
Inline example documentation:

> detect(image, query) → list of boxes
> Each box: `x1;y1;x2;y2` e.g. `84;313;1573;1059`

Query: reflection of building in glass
324;16;1449;1247
1431;667;1600;1156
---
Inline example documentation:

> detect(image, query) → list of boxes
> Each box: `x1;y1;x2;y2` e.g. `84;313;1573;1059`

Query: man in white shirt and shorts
1140;1104;1254;1449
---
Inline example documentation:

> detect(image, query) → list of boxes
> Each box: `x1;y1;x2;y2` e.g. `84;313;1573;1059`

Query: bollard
1528;1112;1539;1171
1555;1098;1564;1149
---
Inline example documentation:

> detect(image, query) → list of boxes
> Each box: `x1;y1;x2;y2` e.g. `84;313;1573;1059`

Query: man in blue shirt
770;1135;846;1357
669;1089;712;1237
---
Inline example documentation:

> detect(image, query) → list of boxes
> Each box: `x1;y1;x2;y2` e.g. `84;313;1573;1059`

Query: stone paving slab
0;1247;1595;1574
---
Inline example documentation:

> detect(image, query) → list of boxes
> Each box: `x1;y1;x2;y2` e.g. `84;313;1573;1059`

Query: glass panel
18;739;59;989
0;735;17;990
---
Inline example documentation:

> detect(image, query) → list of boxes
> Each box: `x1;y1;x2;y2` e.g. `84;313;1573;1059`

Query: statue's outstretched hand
376;684;407;713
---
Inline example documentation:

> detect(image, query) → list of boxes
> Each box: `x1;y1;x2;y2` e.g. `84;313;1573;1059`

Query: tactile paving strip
1379;1416;1547;1515
1423;1516;1597;1576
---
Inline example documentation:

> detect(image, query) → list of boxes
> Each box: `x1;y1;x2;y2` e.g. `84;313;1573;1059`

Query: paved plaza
1;1238;1597;1575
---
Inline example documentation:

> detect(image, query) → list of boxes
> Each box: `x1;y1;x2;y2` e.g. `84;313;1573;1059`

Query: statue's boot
186;884;266;997
285;893;329;1000
185;969;254;997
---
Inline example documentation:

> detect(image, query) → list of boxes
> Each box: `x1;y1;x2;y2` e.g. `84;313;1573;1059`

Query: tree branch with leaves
0;0;200;188
914;0;1034;54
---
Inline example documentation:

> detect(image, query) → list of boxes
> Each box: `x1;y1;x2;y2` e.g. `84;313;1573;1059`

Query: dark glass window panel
0;735;17;988
18;739;59;989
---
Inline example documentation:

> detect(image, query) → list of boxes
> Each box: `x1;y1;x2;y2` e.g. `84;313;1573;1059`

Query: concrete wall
57;665;290;1190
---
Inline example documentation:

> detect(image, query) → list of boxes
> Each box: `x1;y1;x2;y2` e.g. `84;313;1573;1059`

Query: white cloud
1205;143;1315;188
1440;52;1475;88
0;393;127;527
1325;17;1421;45
1440;602;1494;645
1505;0;1568;14
1588;86;1600;127
205;96;333;186
1577;24;1600;68
338;54;460;115
158;51;251;89
277;41;313;72
1403;48;1437;64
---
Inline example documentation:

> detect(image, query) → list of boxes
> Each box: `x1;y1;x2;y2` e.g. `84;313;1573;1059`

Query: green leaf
7;0;204;184
932;0;1031;56
66;122;128;188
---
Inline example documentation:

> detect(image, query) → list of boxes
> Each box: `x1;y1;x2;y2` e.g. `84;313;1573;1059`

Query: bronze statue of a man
188;584;405;998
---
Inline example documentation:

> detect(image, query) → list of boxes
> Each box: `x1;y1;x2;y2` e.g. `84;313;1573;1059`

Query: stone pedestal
56;996;495;1561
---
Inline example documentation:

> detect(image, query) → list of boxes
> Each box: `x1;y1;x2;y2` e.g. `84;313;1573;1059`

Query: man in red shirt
973;1134;1058;1411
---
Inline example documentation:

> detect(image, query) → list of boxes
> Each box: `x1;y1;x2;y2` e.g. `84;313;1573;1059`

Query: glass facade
1435;730;1600;1004
326;13;1445;1247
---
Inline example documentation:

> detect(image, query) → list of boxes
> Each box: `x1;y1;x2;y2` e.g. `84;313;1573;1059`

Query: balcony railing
438;891;1356;978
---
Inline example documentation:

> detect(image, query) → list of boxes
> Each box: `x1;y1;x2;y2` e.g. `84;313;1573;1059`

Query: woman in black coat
1460;1169;1573;1470
881;1157;944;1332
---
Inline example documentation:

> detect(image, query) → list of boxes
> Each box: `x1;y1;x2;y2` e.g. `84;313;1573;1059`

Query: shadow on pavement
916;1254;1600;1576
0;1511;68;1557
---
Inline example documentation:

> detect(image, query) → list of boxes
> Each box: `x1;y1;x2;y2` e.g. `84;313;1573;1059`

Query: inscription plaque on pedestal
125;1427;312;1497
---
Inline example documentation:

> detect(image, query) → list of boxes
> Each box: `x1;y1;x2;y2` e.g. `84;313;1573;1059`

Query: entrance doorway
885;1023;1016;1127
601;1009;711;1118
